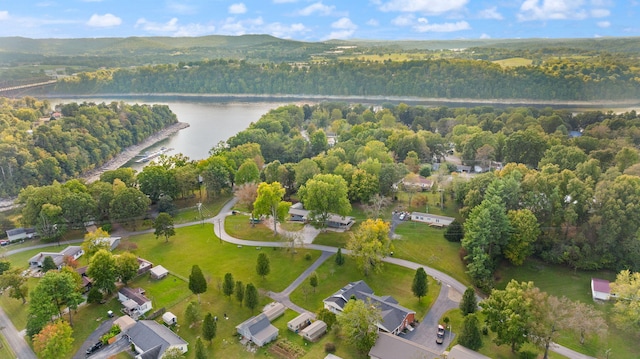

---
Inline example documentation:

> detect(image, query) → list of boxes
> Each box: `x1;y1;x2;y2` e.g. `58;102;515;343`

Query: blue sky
0;0;638;40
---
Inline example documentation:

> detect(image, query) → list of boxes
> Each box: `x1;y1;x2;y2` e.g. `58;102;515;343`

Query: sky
0;0;638;41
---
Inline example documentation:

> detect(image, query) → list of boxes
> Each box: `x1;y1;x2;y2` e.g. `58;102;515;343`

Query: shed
301;320;327;342
162;312;177;326
150;265;169;280
114;315;136;333
288;312;313;333
591;278;611;301
262;302;285;321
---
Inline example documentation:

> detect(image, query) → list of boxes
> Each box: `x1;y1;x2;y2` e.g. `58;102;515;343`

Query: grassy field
492;57;534;67
172;194;232;224
225;214;285;242
0;333;16;359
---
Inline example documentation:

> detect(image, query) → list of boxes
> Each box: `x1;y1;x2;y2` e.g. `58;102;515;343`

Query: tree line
0;97;177;197
53;57;640;101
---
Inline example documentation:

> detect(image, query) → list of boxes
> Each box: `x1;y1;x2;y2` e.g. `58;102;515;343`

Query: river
49;98;291;170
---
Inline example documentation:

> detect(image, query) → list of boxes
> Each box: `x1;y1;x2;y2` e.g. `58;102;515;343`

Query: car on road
85;341;104;356
0;239;9;246
436;324;445;344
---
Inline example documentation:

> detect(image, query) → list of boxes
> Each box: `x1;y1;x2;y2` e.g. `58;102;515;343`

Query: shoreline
81;121;190;183
0;121;190;211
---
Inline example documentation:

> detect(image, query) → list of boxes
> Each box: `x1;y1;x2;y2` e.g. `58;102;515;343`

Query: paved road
0;305;36;359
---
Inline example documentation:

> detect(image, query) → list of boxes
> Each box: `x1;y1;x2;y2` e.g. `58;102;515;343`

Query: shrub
87;287;103;304
324;342;336;353
481;326;489;335
304;253;312;261
518;350;537;359
100;223;112;233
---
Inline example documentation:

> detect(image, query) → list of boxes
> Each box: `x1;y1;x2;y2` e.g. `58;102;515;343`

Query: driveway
72;316;116;359
86;336;130;359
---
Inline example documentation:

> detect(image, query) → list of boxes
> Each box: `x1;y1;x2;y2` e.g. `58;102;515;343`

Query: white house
6;227;36;242
119;287;153;319
150;265;169;280
301;320;327;342
236;313;279;347
591;278;612;301
410;212;455;227
262;302;285;321
288;312;313;333
127;320;188;359
28;246;84;269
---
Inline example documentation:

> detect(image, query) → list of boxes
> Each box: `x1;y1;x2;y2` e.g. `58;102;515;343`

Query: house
591;278;612;301
127;320;188;359
137;258;153;275
301;320;327;342
447;344;492;359
323;281;416;335
288;312;313;333
262;302;286;321
118;287;152;319
369;332;440;359
288;203;355;230
6;227;36;242
75;266;92;293
97;236;121;251
162;312;177;326
28;246;84;269
150;265;169;280
410;212;455;227
401;175;434;191
236;313;279;347
456;165;472;173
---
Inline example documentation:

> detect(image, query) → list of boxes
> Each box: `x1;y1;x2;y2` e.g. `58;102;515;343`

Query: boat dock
135;147;173;163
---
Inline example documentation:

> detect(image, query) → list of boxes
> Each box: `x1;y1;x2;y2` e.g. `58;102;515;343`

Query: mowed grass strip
224;214;284;242
289;253;440;320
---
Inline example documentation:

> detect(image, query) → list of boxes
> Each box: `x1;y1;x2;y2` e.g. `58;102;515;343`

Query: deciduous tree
26;271;82;336
298;174;351;231
253;182;291;235
346;219;392;276
115;252;139;285
82;228;111;258
0;267;28;304
33;320;74;359
154;212;176;243
505;209;540;266
336;298;381;353
244;283;259;313
87;249;117;294
309;271;318;293
610;269;640;330
256;253;270;279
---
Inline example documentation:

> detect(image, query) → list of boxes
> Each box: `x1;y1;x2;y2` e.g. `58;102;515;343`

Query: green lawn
224;214;285;242
492;57;534;68
0;332;16;359
172;194;232;224
289;253;439;320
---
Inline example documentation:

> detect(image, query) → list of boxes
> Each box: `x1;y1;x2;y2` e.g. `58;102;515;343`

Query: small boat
135;147;173;163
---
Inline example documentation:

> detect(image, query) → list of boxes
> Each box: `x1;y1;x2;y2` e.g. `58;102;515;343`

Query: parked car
436;324;445;344
85;341;103;356
0;239;9;246
399;213;406;221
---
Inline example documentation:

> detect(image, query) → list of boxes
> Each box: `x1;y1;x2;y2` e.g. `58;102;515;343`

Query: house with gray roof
126;320;188;359
323;281;415;335
28;246;84;270
288;203;355;230
236;313;279;347
369;332;440;359
6;227;36;242
118;287;152;319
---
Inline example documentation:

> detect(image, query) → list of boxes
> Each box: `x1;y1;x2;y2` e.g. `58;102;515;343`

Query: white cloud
87;13;122;27
590;8;610;17
220;16;265;35
480;33;491;39
391;14;415;26
378;0;468;15
597;20;610;28
518;0;599;21
366;19;380;26
262;22;310;38
273;0;297;2
229;3;247;14
136;18;179;32
166;1;198;15
324;17;357;39
297;2;343;16
0;11;9;20
173;23;217;37
478;6;504;20
413;18;470;32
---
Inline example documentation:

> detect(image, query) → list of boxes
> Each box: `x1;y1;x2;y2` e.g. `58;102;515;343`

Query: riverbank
81;121;190;183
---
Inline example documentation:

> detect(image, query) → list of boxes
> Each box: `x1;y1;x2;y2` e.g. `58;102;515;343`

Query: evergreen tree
256;253;270;279
458;313;483;350
411;267;428;301
444;219;464;242
335;247;345;266
42;256;57;272
460;287;478;316
189;265;207;302
244;283;259;313
86;287;102;304
235;281;245;304
222;273;235;299
195;337;207;359
202;313;217;343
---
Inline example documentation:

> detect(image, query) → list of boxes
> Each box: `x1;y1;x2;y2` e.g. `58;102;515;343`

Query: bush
304;253;312;261
324;342;336;353
518;350;537;359
87;287;103;304
481;326;489;335
100;223;112;233
419;165;432;177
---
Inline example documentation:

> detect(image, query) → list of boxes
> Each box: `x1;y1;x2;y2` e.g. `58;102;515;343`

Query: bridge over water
0;79;57;97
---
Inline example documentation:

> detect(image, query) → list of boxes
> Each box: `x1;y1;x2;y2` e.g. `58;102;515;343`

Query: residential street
0;305;36;359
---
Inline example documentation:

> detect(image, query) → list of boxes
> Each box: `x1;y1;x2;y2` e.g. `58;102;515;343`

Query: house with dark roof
236;313;279;347
6;227;36;242
369;332;440;359
323;281;415;335
447;344;493;359
118;287;152;319
28;246;84;270
126;320;188;359
288;203;355;230
75;266;92;293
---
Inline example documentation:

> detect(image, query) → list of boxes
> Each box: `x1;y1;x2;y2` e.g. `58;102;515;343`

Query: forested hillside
54;57;640;101
0;97;177;196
